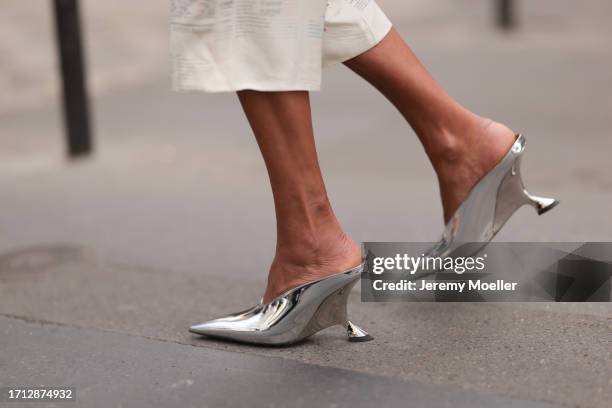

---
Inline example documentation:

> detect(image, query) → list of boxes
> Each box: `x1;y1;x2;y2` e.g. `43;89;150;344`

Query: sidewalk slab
0;253;610;408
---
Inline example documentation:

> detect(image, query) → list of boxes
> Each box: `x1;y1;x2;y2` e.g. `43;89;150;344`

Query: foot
433;116;517;224
262;233;362;304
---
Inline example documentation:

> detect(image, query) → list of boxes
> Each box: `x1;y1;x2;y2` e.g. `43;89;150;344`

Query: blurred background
1;1;611;407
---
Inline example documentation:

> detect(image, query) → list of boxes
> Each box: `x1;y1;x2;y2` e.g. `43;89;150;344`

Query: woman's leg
237;90;362;303
344;28;516;223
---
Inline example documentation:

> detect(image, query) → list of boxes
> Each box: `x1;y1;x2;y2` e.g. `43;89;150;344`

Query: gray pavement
1;316;562;408
1;249;610;407
1;1;612;407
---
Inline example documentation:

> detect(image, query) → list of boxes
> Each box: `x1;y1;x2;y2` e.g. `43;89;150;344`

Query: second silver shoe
430;133;559;258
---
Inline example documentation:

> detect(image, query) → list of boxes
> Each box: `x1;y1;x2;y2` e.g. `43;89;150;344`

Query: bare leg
237;90;362;303
344;28;516;223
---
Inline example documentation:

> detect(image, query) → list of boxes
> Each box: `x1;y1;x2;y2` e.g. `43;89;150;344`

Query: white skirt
170;0;392;92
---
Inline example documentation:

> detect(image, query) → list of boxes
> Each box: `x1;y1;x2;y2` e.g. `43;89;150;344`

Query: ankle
275;227;360;268
425;115;497;175
275;193;348;258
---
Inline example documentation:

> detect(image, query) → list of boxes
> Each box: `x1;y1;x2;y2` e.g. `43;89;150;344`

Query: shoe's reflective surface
190;261;372;345
430;134;559;258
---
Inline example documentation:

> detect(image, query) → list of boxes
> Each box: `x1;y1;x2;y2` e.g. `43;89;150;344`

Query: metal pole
53;0;93;157
496;0;515;29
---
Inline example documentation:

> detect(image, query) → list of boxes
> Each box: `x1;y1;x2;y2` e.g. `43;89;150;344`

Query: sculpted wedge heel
189;259;372;345
430;134;559;258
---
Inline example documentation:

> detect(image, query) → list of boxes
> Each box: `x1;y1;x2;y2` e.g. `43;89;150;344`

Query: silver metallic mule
189;261;372;345
429;134;559;258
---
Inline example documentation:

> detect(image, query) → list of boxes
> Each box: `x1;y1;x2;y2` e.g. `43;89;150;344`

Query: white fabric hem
172;82;322;93
170;0;392;93
337;11;393;64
